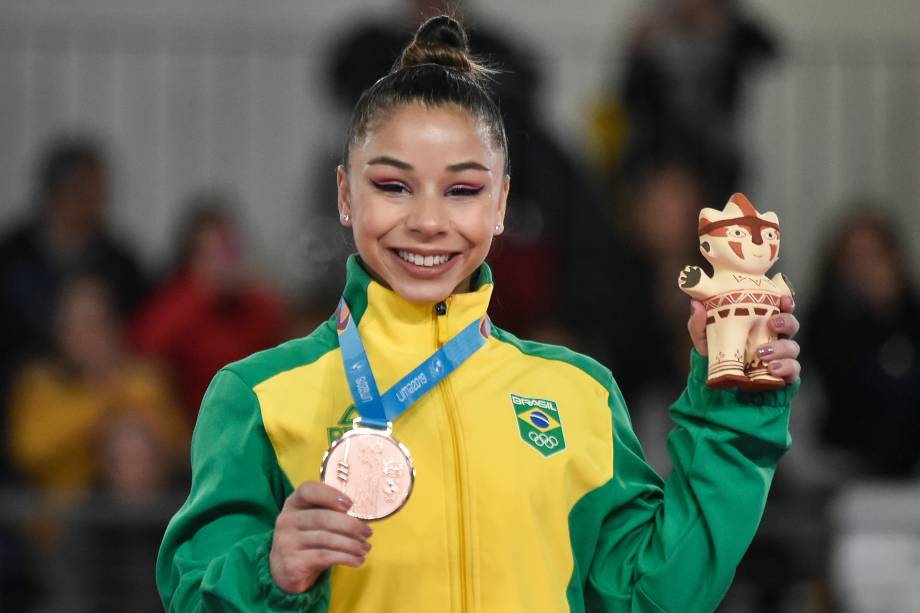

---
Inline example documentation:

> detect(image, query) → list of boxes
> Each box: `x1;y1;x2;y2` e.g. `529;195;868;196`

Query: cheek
729;241;746;260
453;203;495;238
770;244;778;260
353;195;399;236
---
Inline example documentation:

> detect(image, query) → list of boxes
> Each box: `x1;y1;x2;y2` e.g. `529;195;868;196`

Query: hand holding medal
269;482;373;595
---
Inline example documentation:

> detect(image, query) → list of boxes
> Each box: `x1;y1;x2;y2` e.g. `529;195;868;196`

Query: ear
494;174;510;235
698;207;719;233
336;165;352;227
762;211;780;226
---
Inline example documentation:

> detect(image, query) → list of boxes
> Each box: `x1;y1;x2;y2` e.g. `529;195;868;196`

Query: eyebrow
446;161;490;172
366;156;490;173
367;156;412;170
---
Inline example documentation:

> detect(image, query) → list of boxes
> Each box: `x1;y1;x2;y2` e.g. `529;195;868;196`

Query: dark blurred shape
314;2;601;338
131;192;286;421
805;206;920;477
617;0;777;202
0;135;149;483
0;525;41;613
6;276;187;501
596;164;704;403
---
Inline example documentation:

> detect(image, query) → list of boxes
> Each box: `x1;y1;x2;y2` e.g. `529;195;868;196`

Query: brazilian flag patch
511;393;566;458
327;405;359;445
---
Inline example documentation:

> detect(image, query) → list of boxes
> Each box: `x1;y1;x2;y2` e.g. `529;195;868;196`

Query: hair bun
396;15;492;82
416;15;468;52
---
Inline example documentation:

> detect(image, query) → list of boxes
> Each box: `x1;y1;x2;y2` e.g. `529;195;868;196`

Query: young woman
156;16;801;612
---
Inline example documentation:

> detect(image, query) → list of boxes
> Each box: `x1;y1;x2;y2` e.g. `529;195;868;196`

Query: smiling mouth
394;249;457;268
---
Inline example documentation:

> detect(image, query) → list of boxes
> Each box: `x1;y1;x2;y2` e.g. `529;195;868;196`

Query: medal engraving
321;427;415;521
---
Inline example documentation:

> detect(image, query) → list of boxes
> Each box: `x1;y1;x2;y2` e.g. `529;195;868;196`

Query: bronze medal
320;422;415;521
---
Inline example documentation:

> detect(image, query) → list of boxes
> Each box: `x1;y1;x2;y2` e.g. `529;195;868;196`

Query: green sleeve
156;368;331;612
585;350;797;612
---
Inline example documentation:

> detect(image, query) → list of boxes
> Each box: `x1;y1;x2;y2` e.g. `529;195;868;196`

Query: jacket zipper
435;300;471;613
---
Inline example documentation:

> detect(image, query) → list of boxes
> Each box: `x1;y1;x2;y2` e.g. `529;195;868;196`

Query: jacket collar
341;254;494;350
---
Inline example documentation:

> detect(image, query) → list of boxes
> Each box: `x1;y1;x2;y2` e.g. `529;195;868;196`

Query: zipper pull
435;301;447;316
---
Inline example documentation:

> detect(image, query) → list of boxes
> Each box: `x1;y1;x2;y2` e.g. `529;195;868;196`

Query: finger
755;339;800;362
687;300;708;356
765;358;801;384
283;508;373;540
296;548;367;571
768;312;800;339
296;530;372;557
780;295;796;314
285;482;353;512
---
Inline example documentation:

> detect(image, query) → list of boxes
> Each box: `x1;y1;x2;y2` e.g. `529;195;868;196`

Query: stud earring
494;223;503;231
341;212;350;223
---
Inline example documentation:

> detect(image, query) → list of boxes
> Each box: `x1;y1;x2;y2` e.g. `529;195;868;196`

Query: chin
391;280;455;304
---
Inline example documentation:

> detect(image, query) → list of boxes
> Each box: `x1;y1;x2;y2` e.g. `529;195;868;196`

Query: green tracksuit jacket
157;255;797;612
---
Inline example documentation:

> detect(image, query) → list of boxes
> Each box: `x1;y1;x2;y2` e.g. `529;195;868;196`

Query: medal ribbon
336;298;490;429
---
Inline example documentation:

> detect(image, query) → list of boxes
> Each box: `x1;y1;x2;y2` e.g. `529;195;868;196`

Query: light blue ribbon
336;298;490;429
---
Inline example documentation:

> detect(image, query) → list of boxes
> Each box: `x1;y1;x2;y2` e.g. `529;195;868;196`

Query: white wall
1;0;919;294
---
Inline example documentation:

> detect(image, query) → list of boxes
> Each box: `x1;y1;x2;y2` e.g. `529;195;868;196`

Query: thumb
687;300;708;356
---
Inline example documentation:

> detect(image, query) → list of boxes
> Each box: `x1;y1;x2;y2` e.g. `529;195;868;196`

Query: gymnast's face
338;103;508;303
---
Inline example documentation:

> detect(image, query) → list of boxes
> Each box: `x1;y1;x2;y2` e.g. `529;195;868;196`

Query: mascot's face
698;195;781;276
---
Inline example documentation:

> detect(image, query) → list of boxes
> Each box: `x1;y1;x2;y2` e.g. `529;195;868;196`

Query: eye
763;229;779;241
370;180;410;194
730;227;749;238
446;184;484;197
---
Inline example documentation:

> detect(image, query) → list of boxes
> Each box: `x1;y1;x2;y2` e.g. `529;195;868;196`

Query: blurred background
1;0;920;611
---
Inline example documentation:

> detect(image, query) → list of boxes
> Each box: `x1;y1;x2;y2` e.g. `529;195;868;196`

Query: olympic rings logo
528;430;559;449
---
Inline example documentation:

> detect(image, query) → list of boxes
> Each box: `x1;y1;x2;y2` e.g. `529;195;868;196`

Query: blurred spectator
616;0;777;203
586;165;704;475
53;413;185;613
0;136;148;483
6;276;186;502
805;207;920;478
314;0;603;337
602;165;702;398
131;193;286;421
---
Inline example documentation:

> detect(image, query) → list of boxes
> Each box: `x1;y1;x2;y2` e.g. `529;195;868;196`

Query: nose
405;191;449;237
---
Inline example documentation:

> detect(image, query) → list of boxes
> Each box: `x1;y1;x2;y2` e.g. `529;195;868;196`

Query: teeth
397;250;452;267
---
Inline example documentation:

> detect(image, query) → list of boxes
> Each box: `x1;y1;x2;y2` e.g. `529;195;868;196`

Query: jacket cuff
256;532;330;610
688;349;800;408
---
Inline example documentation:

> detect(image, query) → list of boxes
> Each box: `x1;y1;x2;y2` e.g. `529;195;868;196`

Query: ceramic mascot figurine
678;193;794;390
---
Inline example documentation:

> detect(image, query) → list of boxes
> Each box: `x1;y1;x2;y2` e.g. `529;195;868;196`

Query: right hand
270;482;372;594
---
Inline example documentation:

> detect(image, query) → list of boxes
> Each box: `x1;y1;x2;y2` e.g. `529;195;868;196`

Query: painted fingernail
768;361;782;372
362;541;372;552
757;346;774;358
337;496;353;511
363;525;373;537
772;315;785;329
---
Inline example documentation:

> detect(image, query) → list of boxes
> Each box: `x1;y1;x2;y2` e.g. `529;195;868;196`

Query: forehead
355;103;500;169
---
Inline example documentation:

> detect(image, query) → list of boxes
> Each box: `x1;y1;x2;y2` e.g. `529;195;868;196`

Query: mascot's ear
762;211;780;225
698;207;719;234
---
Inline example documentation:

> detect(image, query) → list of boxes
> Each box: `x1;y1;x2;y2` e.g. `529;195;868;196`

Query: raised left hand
688;296;801;384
